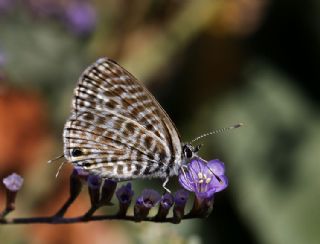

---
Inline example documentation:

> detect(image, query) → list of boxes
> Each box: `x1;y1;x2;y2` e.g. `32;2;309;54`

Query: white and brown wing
63;57;182;179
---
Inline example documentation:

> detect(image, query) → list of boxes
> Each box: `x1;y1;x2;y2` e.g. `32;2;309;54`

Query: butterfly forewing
63;58;182;179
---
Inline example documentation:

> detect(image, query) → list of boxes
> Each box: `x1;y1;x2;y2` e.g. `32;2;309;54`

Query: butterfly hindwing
63;58;182;179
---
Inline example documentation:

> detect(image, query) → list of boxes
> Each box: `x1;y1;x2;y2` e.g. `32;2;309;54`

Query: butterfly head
182;144;202;161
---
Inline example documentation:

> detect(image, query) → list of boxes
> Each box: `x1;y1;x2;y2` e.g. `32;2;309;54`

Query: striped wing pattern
63;58;182;180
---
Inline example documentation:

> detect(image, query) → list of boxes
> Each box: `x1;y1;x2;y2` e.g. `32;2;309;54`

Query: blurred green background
1;0;320;244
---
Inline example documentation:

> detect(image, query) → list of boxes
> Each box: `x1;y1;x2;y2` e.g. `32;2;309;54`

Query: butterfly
60;57;242;191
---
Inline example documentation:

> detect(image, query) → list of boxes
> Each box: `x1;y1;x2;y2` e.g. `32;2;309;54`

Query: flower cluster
1;0;96;36
179;158;228;200
0;158;228;224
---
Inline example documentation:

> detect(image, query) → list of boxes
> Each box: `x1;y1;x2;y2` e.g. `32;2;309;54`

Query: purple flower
134;189;161;220
116;183;134;205
155;193;174;220
174;189;189;206
178;158;228;199
0;0;13;13
1;173;23;217
116;183;134;216
65;1;96;35
3;173;24;192
160;193;174;210
136;189;161;209
100;179;117;205
172;189;189;223
87;175;101;206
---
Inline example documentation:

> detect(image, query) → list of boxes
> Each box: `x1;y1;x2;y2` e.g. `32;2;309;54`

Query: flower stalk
54;168;83;217
0;158;228;224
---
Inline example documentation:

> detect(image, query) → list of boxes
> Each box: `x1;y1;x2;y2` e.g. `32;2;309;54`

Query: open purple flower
178;158;228;199
1;173;24;217
134;189;161;220
3;173;24;192
135;189;161;209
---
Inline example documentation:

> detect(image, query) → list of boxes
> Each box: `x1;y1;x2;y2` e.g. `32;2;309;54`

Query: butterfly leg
162;177;171;193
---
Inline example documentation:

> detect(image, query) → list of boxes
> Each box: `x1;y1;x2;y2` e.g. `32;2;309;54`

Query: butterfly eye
71;149;83;157
184;146;193;159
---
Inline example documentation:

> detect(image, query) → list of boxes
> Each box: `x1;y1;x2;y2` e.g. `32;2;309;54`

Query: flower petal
3;173;24;192
207;159;225;176
213;175;228;192
178;171;194;191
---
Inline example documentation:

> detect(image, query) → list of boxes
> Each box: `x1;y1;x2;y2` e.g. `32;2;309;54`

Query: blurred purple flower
0;0;14;13
179;158;228;199
3;173;24;192
65;1;96;35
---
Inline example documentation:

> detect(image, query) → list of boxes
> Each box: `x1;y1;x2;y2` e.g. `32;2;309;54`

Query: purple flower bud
116;183;134;216
172;189;189;223
155;193;174;220
3;173;23;192
65;1;96;36
100;179;117;205
116;183;134;204
87;175;101;206
1;173;23;217
174;189;189;207
178;158;228;200
160;193;174;210
134;189;161;220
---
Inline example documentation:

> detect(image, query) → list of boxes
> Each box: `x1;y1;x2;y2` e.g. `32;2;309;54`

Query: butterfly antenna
191;122;244;143
55;161;67;178
48;154;64;164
